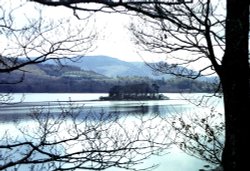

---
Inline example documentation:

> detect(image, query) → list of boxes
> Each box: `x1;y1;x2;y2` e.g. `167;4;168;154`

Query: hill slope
56;55;171;79
0;56;217;93
54;55;216;81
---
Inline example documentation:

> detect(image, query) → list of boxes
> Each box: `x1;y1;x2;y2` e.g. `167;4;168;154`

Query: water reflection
0;99;190;123
0;93;220;171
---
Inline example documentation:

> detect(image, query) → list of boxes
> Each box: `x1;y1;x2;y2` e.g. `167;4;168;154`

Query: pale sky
1;0;220;75
87;13;146;61
42;5;140;61
80;12;166;62
20;0;167;62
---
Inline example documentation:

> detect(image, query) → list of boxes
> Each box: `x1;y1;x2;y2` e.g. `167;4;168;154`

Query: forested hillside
0;62;217;93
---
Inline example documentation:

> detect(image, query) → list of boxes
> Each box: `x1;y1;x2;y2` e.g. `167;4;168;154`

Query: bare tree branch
0;1;96;76
0;103;172;170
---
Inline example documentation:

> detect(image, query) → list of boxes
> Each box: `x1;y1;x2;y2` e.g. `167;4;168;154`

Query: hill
53;55;172;79
0;63;114;93
0;56;218;93
49;55;217;82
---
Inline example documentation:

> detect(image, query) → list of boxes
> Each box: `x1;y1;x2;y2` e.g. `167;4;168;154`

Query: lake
0;93;224;171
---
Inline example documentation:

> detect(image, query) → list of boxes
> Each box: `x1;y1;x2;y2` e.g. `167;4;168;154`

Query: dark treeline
0;63;217;93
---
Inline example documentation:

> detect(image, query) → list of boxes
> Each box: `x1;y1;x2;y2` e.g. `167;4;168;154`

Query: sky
87;13;150;62
1;0;166;63
74;12;166;63
1;0;224;76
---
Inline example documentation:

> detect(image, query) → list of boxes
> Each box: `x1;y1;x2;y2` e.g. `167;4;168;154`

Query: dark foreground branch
0;103;172;171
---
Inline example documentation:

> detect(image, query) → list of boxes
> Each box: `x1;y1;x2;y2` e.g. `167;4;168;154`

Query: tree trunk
220;0;249;170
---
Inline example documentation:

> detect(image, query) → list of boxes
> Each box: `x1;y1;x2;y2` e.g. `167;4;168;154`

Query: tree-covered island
100;83;169;100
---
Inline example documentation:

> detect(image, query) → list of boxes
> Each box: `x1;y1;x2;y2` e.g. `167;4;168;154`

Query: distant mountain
18;55;217;82
54;55;172;79
51;56;217;82
0;59;217;93
0;63;114;93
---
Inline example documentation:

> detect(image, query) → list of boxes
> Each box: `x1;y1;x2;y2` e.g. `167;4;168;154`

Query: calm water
0;93;223;171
